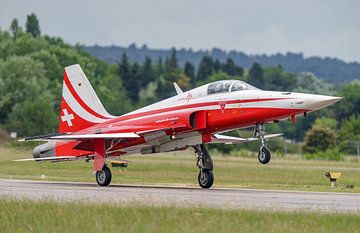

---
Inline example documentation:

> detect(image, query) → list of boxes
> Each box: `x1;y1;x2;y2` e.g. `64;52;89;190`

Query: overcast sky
1;0;360;62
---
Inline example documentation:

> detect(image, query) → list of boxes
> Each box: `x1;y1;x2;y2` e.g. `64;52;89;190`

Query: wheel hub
97;170;106;183
199;171;208;185
259;151;266;161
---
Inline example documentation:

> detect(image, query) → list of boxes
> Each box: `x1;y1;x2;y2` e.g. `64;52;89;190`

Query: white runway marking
1;179;360;213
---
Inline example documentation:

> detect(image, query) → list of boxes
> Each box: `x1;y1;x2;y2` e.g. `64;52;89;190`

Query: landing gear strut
96;164;112;186
194;144;214;188
254;123;271;164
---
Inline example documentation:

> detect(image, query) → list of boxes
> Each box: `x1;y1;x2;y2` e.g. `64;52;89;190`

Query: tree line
0;13;359;159
83;44;360;84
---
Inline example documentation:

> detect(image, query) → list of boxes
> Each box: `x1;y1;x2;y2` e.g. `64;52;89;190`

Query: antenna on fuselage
173;82;183;95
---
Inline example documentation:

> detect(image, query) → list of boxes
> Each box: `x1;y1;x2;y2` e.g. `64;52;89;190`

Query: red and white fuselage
28;64;341;163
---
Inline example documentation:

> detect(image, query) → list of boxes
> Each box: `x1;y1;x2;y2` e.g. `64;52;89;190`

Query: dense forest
84;44;360;84
0;14;359;159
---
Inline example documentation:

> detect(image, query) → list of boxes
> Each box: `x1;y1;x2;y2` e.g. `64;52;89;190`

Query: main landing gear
194;144;214;189
96;164;112;186
254;123;271;164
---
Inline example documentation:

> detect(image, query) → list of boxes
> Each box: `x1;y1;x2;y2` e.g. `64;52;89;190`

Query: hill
83;45;360;84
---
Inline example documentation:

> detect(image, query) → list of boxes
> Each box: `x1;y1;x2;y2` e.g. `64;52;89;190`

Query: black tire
96;165;112;186
258;146;271;164
198;169;214;189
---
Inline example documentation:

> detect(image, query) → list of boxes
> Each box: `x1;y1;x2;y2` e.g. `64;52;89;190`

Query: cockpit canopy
207;80;258;95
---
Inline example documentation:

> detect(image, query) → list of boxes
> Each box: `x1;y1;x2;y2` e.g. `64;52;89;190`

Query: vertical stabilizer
59;64;114;133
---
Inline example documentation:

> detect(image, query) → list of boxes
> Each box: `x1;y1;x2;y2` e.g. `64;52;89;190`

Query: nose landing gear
258;145;271;164
255;123;271;164
194;144;214;188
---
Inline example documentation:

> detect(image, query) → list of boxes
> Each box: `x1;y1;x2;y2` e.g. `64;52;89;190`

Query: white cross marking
61;109;74;127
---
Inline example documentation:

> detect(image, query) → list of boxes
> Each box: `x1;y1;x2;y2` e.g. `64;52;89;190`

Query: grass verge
1;198;360;233
1;146;360;192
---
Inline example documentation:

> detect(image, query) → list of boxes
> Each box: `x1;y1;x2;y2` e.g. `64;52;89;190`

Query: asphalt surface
1;179;360;213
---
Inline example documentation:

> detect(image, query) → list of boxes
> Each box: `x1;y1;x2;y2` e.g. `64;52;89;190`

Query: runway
1;179;360;213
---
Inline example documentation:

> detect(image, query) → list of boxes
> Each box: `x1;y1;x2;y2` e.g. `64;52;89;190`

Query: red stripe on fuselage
63;71;110;120
106;97;293;123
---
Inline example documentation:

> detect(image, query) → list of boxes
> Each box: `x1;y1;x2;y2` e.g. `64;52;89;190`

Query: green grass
1;146;360;192
1;199;360;233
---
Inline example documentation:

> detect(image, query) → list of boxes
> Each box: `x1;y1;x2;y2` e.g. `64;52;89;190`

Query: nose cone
305;95;342;111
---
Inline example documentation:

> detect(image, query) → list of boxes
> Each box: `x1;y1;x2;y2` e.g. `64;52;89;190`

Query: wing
211;133;283;144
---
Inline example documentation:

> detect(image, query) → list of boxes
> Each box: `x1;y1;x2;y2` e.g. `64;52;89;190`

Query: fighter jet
19;64;341;188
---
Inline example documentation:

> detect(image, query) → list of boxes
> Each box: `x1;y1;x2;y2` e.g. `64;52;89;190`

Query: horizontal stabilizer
21;132;140;141
14;156;77;162
19;133;66;142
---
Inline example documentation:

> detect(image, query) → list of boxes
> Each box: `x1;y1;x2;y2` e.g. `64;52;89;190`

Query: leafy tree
338;115;360;155
6;95;57;136
30;50;62;86
11;33;48;56
184;61;195;81
97;65;132;115
25;13;41;37
177;73;190;90
0;18;132;137
200;72;235;85
9;18;22;40
334;81;360;121
213;59;221;72
118;53;136;103
248;62;264;89
196;56;214;84
156;52;183;99
263;65;297;91
129;62;141;103
138;81;158;106
169;48;178;71
303;126;336;154
0;30;14;60
0;56;49;125
223;58;243;77
313;117;337;131
140;56;154;86
156;57;164;76
294;72;332;95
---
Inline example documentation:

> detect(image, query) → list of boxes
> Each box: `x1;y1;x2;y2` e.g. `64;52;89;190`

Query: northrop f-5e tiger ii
19;64;342;188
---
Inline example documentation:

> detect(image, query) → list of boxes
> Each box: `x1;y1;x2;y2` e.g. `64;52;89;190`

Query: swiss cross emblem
61;109;74;127
219;101;226;114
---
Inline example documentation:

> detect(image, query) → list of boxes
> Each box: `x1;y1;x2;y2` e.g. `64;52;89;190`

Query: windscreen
207;80;258;94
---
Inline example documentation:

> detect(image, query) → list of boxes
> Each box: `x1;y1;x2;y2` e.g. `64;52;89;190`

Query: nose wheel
258;145;271;164
96;165;112;186
255;123;272;164
194;144;214;189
